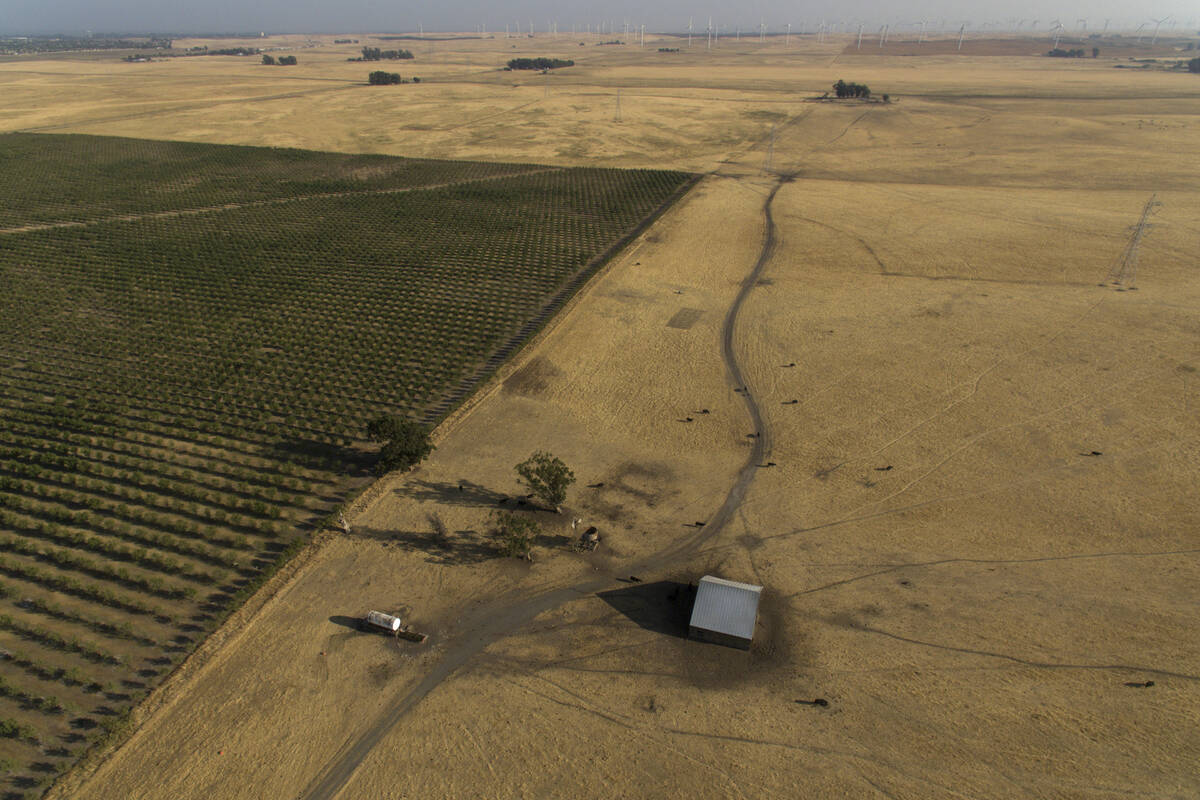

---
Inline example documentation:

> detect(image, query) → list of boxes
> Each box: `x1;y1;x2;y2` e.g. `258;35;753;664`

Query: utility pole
764;124;776;174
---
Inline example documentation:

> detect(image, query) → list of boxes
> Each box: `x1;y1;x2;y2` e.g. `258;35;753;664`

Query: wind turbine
857;24;864;49
1150;17;1170;46
957;23;966;50
688;17;693;48
1050;19;1064;49
1076;18;1087;34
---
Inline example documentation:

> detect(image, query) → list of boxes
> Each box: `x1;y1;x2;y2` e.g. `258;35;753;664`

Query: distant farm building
688;575;762;650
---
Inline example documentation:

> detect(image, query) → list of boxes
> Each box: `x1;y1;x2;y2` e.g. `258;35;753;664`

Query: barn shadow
597;581;695;639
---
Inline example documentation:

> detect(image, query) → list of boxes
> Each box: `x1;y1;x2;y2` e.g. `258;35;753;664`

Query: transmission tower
1107;193;1160;289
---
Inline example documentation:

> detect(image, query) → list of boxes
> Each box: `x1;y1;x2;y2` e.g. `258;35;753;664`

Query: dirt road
300;174;783;800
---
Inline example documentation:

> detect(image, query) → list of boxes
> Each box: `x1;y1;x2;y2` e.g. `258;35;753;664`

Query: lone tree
515;451;575;512
261;54;275;65
491;510;540;559
365;415;434;475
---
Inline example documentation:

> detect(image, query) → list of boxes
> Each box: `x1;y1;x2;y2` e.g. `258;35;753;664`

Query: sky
2;0;1196;36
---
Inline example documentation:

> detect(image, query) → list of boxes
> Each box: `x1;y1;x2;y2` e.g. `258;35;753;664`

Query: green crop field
0;133;694;794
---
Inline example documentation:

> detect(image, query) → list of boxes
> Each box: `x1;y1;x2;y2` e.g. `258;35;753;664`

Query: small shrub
491;511;539;559
0;717;37;742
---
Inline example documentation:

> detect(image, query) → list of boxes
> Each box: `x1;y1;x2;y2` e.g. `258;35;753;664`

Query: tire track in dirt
298;176;784;800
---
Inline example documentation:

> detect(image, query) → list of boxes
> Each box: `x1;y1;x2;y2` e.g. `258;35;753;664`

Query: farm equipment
362;610;427;643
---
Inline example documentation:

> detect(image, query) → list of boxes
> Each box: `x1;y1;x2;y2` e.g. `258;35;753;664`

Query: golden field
4;31;1197;800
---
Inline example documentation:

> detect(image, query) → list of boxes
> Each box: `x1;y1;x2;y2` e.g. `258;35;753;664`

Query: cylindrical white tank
365;610;402;632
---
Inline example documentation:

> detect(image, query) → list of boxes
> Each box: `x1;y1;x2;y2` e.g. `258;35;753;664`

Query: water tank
365;610;402;632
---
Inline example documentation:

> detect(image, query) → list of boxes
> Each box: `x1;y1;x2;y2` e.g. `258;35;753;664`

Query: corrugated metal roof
689;575;762;642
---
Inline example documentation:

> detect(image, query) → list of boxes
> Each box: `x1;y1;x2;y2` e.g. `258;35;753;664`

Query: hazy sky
3;0;1196;36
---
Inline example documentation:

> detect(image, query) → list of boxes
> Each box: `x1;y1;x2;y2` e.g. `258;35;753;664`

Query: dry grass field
3;31;1196;800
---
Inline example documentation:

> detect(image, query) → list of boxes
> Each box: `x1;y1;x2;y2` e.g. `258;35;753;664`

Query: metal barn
688;575;762;650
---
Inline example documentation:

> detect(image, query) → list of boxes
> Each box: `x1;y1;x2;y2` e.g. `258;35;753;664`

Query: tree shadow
267;436;374;475
391;479;515;509
350;525;497;565
597;581;696;639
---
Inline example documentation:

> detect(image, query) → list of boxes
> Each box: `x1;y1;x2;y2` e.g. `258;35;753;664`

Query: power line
1107;193;1161;290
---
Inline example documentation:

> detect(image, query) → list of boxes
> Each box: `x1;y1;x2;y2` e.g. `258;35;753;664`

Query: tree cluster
658;47;680;52
507;57;575;70
1047;48;1087;58
833;80;871;99
1189;57;1200;73
491;451;575;559
359;47;414;60
334;39;359;44
261;54;297;65
368;71;406;84
0;36;171;55
205;47;259;56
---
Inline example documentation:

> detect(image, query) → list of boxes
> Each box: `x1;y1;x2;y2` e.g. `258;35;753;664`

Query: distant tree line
261;54;297;65
658;47;680;53
368;71;419;84
356;47;414;61
204;47;260;56
0;36;171;55
507;57;574;70
1047;48;1087;58
1190;57;1200;73
334;39;359;44
832;80;871;99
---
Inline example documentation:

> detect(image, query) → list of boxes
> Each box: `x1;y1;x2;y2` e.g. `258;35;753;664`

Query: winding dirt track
299;175;783;800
